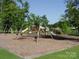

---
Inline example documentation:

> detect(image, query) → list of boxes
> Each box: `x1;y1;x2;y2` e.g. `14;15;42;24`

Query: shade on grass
0;48;22;59
35;45;79;59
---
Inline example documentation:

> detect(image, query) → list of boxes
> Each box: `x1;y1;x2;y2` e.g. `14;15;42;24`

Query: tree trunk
37;26;40;38
35;27;40;43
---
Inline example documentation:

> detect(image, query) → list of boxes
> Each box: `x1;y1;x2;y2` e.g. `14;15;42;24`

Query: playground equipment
22;28;28;33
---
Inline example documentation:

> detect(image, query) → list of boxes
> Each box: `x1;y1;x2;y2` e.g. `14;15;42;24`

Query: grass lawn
35;45;79;59
0;48;22;59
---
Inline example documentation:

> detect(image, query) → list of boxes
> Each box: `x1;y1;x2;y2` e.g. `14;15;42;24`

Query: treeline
1;0;79;36
53;0;79;35
0;0;49;33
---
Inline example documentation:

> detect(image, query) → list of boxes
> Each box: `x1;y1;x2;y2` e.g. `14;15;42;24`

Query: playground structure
22;27;28;33
17;25;52;38
16;25;79;41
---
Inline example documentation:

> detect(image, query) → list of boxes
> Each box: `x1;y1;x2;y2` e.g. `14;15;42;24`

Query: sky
26;0;66;24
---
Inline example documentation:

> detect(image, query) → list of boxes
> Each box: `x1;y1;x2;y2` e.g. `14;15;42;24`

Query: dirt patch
0;34;79;57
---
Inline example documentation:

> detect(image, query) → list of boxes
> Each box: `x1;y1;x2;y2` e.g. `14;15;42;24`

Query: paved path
0;34;79;59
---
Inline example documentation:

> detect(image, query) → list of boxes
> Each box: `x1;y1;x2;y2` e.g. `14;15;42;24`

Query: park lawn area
35;45;79;59
0;48;22;59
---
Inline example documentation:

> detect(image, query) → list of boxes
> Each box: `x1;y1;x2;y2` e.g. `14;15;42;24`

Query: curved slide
22;28;28;33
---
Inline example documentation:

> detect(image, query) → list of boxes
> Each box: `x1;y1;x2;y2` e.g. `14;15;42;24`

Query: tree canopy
0;0;49;34
0;0;29;33
65;0;79;31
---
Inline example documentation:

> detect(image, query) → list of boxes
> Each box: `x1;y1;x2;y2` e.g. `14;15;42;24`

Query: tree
41;15;48;27
0;0;29;33
53;15;72;34
41;15;49;35
0;0;3;12
0;0;18;33
65;0;79;33
11;0;29;34
48;24;54;31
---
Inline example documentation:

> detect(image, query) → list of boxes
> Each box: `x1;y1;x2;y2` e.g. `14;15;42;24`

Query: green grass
35;45;79;59
0;48;22;59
